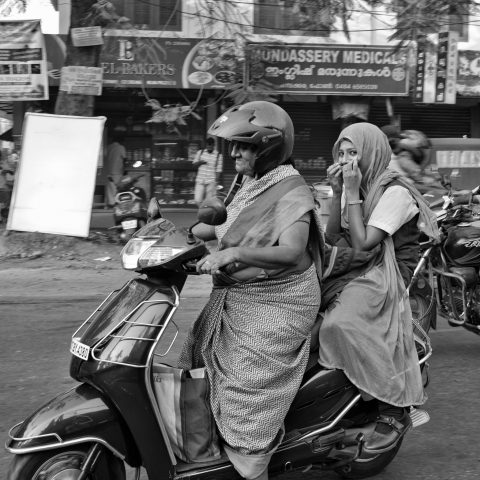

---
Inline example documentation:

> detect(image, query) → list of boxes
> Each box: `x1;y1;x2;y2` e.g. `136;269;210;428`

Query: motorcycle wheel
410;291;436;335
334;439;402;479
7;444;126;480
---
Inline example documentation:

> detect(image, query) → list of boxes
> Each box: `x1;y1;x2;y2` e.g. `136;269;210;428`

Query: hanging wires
132;0;480;35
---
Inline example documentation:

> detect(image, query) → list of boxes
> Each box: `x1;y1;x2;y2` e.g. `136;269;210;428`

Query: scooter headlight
138;245;185;269
121;238;157;270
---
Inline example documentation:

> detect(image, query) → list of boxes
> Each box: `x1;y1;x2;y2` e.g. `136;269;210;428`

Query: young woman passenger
178;101;321;480
317;122;438;454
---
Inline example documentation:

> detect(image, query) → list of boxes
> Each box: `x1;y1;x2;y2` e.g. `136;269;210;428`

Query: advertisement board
0;19;48;100
457;50;480;97
100;35;242;89
245;43;409;95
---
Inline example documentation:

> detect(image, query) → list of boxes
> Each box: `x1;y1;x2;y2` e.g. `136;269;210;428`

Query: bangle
347;199;363;205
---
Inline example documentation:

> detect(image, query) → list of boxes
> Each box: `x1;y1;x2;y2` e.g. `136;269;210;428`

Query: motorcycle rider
382;126;443;195
179;101;321;480
315;123;439;454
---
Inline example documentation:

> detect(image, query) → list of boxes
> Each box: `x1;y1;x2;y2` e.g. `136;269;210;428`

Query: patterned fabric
178;164;321;477
178;265;320;451
216;164;302;241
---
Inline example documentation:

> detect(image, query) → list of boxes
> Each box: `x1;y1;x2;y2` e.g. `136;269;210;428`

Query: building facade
5;1;480;209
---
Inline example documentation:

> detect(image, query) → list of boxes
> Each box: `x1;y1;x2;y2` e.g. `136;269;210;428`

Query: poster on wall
245;43;409;95
100;35;242;89
7;113;106;238
457;50;480;97
60;65;103;95
0;19;48;100
0;0;61;34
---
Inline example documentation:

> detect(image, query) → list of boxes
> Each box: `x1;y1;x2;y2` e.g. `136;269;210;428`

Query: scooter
112;174;148;242
6;198;431;480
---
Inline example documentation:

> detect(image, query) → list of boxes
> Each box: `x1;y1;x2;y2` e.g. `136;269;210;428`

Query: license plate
70;338;90;361
122;219;137;229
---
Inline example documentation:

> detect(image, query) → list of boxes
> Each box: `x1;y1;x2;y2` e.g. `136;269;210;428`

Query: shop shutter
369;102;472;138
283;102;339;182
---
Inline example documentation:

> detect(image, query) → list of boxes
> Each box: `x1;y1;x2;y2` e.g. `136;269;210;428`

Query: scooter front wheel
7;443;126;480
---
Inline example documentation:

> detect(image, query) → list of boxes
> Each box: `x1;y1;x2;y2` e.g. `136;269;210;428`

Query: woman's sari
178;165;321;479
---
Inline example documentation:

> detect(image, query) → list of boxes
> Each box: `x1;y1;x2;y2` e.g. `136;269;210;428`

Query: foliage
386;0;480;46
144;100;202;135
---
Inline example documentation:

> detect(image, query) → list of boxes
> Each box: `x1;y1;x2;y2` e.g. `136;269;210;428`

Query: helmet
397;129;431;164
207;101;294;175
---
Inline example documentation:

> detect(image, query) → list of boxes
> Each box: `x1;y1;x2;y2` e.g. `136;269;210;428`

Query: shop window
109;0;182;31
253;0;331;36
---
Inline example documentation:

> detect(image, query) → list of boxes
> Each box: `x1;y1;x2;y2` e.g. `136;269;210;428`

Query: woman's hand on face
326;162;344;195
197;248;239;275
342;159;362;197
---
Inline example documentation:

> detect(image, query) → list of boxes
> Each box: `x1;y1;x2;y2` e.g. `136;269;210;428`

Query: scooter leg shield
6;382;139;466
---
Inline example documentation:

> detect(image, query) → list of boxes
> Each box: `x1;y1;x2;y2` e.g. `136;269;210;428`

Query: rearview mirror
197;197;227;225
147;197;162;222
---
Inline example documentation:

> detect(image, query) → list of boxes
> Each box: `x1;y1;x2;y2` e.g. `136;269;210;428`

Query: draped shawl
318;123;438;407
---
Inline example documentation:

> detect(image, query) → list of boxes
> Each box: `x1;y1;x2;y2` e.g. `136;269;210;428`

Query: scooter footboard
6;382;138;465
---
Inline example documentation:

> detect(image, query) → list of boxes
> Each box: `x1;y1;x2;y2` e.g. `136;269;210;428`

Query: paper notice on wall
0;19;48;100
71;26;103;47
7;113;106;238
59;66;103;95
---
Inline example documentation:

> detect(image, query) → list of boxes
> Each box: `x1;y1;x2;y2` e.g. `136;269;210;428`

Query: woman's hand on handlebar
197;248;239;275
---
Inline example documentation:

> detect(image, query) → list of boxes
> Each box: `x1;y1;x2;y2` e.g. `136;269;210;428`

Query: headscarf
332;122;439;242
332;122;392;200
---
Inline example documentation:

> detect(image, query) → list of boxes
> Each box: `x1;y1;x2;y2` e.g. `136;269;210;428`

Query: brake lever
183;260;200;274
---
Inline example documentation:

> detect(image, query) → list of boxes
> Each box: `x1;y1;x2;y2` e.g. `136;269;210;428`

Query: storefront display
151;140;200;207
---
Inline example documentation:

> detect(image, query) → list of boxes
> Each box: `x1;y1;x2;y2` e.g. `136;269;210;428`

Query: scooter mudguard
6;382;139;465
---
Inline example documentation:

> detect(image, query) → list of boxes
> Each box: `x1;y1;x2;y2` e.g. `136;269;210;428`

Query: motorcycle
6;197;432;480
111;174;148;242
413;182;480;336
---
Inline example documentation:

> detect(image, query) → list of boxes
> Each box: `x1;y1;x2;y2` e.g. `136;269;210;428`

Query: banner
0;19;48;100
245;43;409;95
457;50;480;97
100;35;242;89
415;32;458;104
435;31;458;104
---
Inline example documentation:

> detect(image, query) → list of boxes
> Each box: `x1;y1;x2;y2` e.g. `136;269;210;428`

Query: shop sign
246;43;409;96
457;50;480;97
100;36;241;89
71;26;103;47
0;19;48;100
415;32;457;104
435;31;458;104
59;66;103;95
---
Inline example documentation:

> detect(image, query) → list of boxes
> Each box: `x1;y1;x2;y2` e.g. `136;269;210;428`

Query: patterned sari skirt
178;264;320;478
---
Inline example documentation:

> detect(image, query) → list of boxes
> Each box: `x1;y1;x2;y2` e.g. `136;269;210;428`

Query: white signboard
60;65;103;95
7;112;106;237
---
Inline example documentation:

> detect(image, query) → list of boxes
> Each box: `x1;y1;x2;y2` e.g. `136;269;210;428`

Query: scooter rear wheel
334;439;402;479
7;443;126;480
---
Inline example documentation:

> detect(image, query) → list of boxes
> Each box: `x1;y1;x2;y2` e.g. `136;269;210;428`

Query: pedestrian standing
193;137;223;206
104;134;127;207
